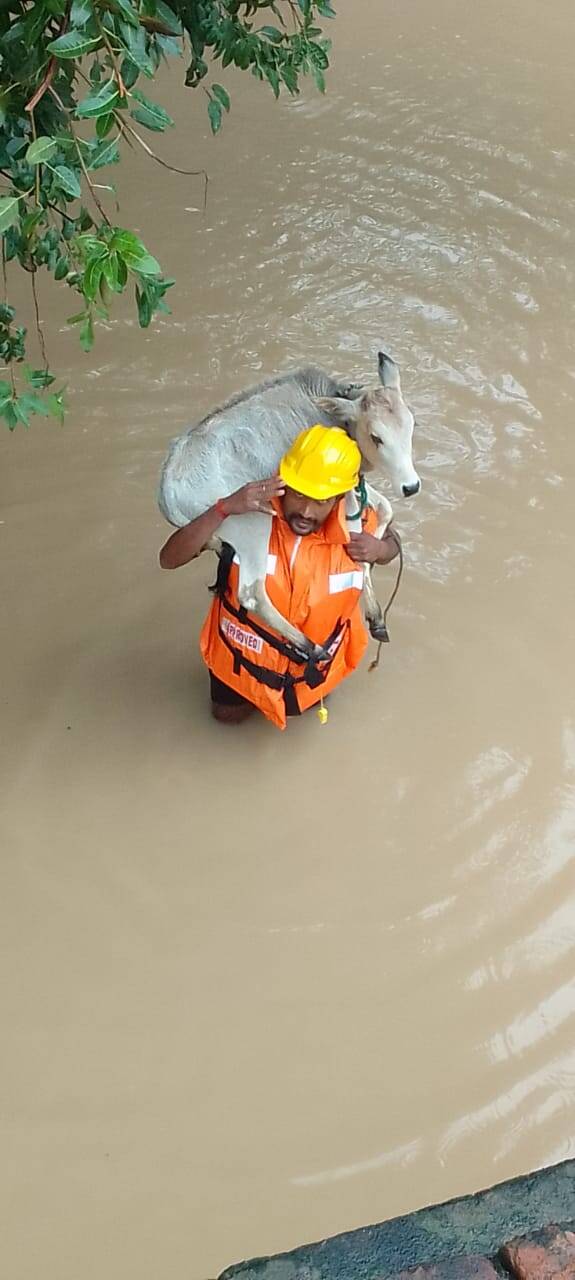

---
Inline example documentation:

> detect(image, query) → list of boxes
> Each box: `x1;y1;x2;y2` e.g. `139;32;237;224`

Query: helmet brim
279;459;359;501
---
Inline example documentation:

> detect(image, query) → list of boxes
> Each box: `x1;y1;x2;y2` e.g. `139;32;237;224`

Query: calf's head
316;351;421;499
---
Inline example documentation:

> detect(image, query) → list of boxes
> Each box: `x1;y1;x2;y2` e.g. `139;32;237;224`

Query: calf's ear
378;351;401;391
314;396;360;430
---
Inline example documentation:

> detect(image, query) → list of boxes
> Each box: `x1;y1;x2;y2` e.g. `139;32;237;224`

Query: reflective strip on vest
329;569;364;593
232;553;277;574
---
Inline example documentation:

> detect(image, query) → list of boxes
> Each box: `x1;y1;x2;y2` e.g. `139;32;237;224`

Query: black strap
218;623;298;691
211;543;349;693
211;543;311;665
216;604;348;694
210;541;236;597
225;592;312;666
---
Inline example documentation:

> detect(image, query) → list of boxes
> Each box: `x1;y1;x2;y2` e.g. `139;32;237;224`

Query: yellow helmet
279;425;361;500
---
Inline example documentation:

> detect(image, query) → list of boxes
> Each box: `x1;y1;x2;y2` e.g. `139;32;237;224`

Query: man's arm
159;476;285;570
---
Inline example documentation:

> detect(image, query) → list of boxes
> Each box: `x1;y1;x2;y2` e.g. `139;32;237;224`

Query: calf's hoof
369;620;390;643
292;638;316;663
312;643;332;664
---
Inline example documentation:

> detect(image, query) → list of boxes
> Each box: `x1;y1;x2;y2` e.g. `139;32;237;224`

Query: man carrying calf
159;426;399;729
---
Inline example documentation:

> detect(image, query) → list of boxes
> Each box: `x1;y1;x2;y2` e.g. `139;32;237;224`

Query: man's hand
347;528;400;565
223;476;285;517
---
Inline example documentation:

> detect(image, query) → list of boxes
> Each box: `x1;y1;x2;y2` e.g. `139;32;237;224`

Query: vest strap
212;543;349;696
216;600;348;693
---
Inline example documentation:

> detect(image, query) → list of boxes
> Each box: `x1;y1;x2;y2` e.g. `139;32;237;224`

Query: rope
369;528;404;673
355;474;368;515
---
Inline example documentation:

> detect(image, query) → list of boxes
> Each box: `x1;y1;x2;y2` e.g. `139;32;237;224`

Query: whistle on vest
317;701;329;725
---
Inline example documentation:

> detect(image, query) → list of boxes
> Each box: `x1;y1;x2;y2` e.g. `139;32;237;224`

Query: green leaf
87;137;120;170
14;398;30;426
259;26;283;42
120;57;141;90
312;66;326;93
117;256;128;286
207;98;222;135
3;400;19;431
235;42;251;70
25;368;56;389
0;379;12;407
20;207;45;238
83;258;103;301
95;112;115;138
149;0;182;35
265;66;280;97
211;83;230;111
102;252;121;291
47;30;102;58
66;310;87;325
54;256;70;280
18;392;50;417
76;80;120;119
129;89;174;132
6;136;27;158
136;285;152;327
155;34;182;58
120;22;154;76
282;64;298;93
51;164;82;199
132;254;161;276
112;229;144;254
78;208;95;231
25;136;58;165
112;229;161;275
0;195;20;233
124;250;161;275
109;0;140;26
70;0;93;24
76;233;106;257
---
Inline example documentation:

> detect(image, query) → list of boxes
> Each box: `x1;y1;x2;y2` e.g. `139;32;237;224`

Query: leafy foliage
0;0;334;428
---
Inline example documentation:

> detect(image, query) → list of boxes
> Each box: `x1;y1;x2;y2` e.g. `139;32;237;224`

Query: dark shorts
209;671;251;708
208;671;300;717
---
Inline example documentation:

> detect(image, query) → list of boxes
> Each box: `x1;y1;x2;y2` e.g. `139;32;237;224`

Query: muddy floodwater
2;1;575;1277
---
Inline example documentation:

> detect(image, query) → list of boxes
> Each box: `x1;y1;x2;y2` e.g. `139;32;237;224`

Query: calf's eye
370;433;381;446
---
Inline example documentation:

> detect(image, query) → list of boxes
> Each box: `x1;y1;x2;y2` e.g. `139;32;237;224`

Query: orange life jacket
200;498;378;730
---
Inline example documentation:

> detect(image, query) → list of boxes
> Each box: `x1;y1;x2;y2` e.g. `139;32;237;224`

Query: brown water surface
2;1;575;1276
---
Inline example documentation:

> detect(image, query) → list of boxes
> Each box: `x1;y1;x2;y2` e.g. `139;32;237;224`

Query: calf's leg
361;485;394;641
217;514;323;660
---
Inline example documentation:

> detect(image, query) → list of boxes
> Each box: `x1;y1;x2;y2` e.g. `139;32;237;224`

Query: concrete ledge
220;1160;575;1280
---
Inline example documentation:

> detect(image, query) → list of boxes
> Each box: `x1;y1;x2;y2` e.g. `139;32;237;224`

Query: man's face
281;486;341;536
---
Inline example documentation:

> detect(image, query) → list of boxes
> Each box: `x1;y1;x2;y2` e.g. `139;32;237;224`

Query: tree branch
30;268;49;371
25;57;57;113
114;113;209;210
1;240;17;397
74;63;208;207
95;17;127;97
25;6;69;112
49;85;112;226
